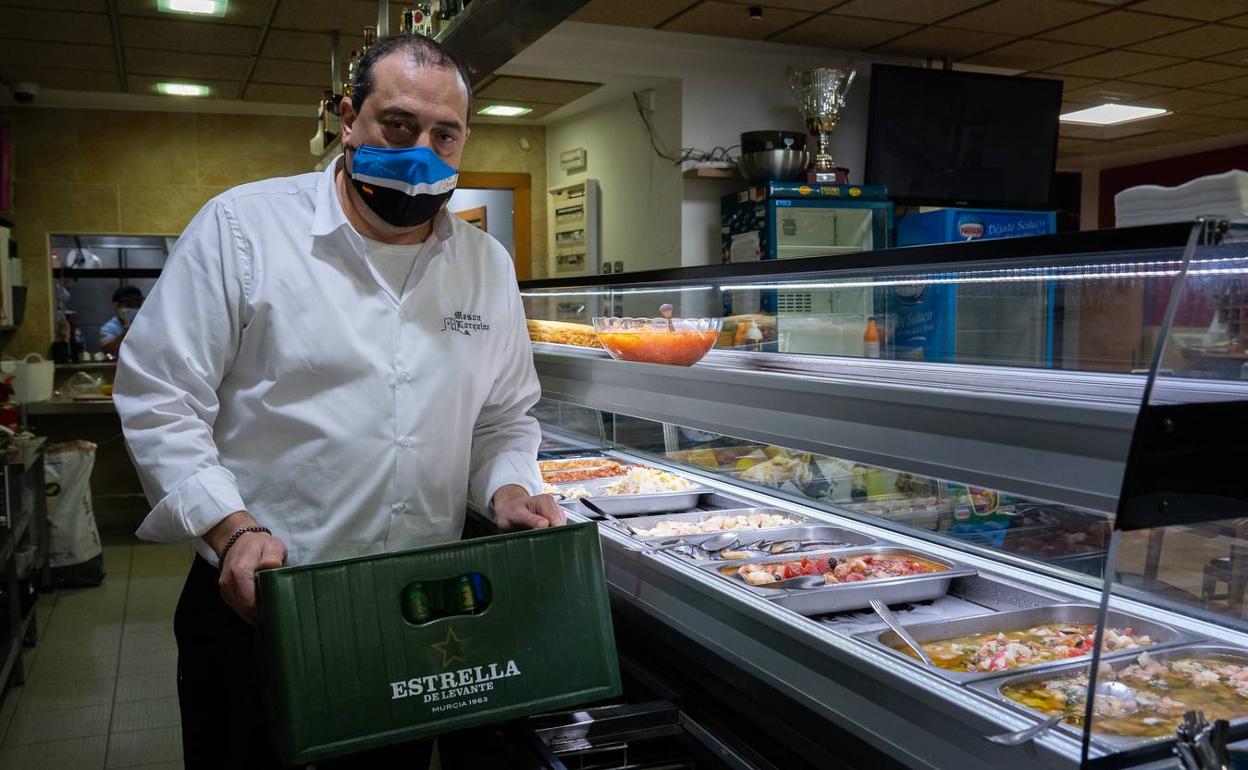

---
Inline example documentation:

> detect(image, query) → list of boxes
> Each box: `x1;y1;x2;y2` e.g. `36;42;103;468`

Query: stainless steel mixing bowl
736;149;811;183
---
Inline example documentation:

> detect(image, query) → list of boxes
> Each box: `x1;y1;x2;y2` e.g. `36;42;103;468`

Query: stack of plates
1115;169;1248;228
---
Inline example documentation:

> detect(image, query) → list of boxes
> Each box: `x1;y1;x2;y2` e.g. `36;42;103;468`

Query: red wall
1098;143;1248;228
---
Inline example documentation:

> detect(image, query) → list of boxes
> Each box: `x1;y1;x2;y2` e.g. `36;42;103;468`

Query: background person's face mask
119;307;138;325
346;144;458;228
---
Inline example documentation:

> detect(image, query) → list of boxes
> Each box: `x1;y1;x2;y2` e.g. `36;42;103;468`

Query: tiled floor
0;536;192;770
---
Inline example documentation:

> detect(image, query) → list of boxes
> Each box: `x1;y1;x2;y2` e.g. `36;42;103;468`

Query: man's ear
340;96;357;143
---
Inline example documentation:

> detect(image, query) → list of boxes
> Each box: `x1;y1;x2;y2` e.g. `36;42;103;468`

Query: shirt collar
311;154;457;246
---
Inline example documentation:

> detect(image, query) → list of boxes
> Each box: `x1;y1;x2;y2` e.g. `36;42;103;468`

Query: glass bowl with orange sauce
592;317;723;366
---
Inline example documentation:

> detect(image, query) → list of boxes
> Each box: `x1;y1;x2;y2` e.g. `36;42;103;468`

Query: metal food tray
702;546;976;616
857;603;1194;684
625;509;820;542
586;486;723;516
539;456;635;482
969;643;1248;751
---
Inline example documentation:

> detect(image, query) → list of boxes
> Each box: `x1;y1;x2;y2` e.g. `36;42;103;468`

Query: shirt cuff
135;465;247;544
471;450;541;518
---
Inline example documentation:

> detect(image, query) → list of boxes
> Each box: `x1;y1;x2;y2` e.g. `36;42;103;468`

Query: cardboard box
258;522;621;765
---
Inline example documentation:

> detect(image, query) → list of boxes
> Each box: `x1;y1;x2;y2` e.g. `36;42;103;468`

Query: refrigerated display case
519;220;1248;769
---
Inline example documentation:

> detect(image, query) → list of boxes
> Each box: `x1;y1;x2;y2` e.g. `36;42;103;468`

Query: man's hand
205;510;287;624
492;485;566;531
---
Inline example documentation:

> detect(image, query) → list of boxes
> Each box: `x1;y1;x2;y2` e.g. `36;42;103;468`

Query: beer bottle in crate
402;582;433;624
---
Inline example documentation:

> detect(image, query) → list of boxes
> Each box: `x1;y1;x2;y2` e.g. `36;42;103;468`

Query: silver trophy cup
787;66;856;183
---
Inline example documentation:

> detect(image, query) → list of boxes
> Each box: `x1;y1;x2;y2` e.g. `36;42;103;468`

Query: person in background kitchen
99;285;143;357
113;33;564;770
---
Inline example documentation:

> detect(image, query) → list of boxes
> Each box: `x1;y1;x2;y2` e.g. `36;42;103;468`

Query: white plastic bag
45;441;103;572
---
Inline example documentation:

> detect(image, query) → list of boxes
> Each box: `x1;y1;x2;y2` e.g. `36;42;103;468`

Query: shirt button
398;311;407;320
399;438;413;449
392;502;407;513
397;371;411;383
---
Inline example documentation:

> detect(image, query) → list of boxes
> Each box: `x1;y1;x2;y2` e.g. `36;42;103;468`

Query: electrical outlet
639;89;655;114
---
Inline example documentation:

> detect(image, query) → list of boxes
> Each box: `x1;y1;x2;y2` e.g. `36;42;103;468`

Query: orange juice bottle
863;317;881;358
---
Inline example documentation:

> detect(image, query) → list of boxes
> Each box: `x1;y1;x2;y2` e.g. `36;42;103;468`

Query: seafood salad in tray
704;547;976;615
861;604;1185;683
976;644;1248;745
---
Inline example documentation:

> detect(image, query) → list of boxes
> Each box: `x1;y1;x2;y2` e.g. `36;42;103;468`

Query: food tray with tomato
855;603;1193;684
701;546;976;615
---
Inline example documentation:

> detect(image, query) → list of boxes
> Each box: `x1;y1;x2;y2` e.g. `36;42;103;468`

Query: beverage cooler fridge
519;219;1248;769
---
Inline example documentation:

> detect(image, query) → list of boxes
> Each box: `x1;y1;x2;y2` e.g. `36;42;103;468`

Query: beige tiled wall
2;107;547;356
458;121;549;279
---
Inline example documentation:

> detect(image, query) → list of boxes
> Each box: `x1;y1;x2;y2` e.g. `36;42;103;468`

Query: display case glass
520;220;1248;767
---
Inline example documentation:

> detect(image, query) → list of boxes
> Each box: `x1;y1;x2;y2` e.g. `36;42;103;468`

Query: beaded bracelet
218;525;272;568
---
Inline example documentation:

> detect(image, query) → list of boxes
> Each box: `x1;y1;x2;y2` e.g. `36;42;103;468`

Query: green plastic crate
258;522;621;765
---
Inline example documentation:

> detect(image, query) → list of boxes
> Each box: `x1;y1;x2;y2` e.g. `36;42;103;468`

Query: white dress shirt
114;158;543;567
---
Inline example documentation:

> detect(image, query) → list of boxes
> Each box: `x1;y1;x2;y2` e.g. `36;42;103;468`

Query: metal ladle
985;715;1064;747
869;599;935;667
639;531;739;555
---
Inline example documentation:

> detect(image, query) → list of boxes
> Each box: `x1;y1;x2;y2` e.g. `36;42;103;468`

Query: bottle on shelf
745;319;763;352
441;0;461;23
863;316;881;359
430;0;443;36
344;49;359;97
363;25;377;51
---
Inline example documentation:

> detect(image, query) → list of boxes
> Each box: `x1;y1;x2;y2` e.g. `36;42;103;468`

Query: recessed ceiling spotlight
748;6;763;21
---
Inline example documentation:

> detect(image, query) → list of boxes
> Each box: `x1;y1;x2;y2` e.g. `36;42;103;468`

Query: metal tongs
1174;710;1230;770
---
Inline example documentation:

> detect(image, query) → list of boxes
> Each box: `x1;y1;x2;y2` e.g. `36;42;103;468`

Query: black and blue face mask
346;144;458;229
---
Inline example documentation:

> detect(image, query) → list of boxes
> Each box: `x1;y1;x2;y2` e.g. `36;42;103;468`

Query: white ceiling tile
770;13;919;49
1129;0;1248;21
263;29;363;64
1199;75;1248;95
832;0;985;25
251;58;332;88
0;6;112;45
964;39;1100;71
269;0;379;33
661;1;814;40
0;40;115;72
872;26;1016;58
1125;23;1248;57
1047;50;1183;79
1124;60;1248;88
570;0;701;27
120;17;259;57
243;81;326;105
941;0;1103;34
1039;10;1199;47
0;64;119;91
126;48;251;80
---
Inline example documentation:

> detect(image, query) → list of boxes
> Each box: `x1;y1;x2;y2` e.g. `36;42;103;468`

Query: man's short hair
349;34;473;117
113;285;144;304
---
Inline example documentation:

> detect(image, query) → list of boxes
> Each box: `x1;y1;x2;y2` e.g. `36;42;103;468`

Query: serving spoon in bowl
659;303;676;332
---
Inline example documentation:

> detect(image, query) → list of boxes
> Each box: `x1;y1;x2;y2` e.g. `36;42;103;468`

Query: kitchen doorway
452;172;532;280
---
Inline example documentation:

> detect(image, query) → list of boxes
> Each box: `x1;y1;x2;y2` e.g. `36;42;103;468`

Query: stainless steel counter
552;437;1245;769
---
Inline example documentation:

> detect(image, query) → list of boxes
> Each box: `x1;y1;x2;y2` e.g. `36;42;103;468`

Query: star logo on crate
432;626;469;669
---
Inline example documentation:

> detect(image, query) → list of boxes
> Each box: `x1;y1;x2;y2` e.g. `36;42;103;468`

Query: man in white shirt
114;34;563;769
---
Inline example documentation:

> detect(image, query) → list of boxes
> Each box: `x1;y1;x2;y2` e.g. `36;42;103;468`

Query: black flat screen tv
864;64;1063;210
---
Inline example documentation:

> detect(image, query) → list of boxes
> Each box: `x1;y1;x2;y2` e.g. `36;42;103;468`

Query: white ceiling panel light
157;82;210;97
477;104;533;117
1060;103;1168;126
157;0;228;17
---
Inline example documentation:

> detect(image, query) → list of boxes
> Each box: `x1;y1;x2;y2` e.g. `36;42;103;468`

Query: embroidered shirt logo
441;311;490;335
